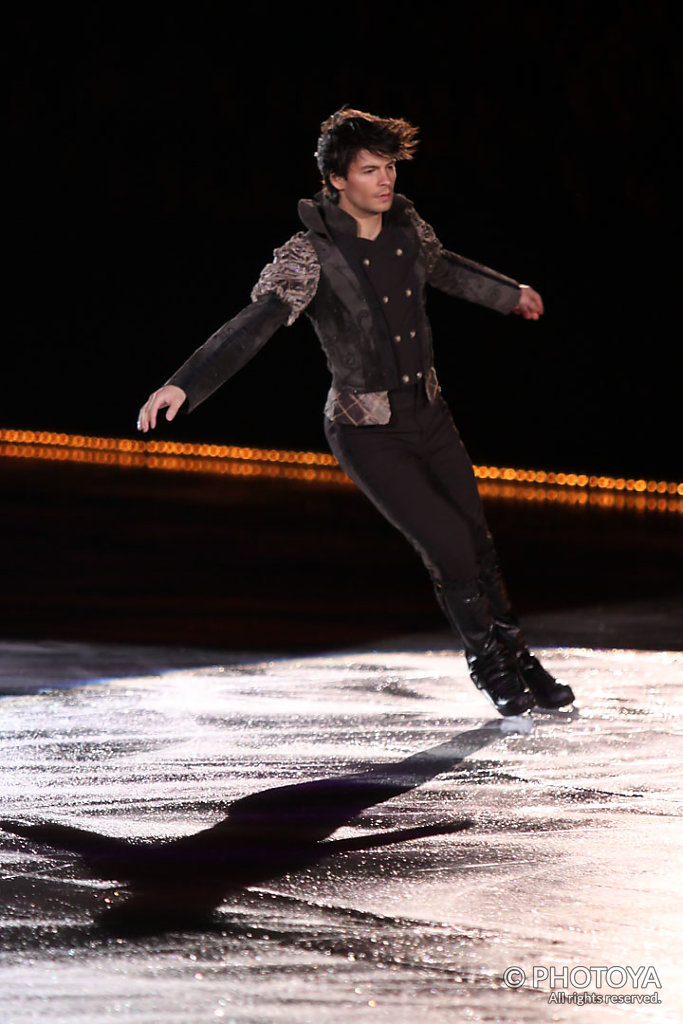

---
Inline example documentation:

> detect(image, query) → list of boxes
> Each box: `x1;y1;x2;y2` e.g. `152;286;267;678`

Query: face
330;149;397;219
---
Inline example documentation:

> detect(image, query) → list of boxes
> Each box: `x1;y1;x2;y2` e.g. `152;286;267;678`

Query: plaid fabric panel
324;389;392;425
324;368;441;425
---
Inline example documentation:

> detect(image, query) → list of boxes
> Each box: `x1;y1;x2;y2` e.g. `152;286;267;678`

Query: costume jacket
166;193;522;426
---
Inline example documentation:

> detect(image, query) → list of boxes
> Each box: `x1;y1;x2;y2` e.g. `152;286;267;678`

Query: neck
354;213;383;240
337;197;383;240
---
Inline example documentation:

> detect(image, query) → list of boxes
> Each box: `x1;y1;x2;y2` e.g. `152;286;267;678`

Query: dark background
6;3;679;478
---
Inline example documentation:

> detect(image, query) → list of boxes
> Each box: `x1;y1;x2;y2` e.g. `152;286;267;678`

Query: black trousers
324;383;496;588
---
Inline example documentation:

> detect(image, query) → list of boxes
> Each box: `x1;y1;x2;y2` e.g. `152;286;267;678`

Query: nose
379;166;395;187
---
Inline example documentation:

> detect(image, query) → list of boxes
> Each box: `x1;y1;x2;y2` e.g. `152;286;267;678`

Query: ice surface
0;644;681;1023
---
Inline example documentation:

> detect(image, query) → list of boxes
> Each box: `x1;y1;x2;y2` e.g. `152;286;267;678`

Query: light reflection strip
1;428;681;514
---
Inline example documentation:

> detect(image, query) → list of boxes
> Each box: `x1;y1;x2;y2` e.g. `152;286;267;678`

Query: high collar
298;191;413;239
321;198;360;237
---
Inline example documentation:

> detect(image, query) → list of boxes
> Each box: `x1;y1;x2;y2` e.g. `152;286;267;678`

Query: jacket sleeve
165;232;320;413
406;205;522;314
166;293;292;413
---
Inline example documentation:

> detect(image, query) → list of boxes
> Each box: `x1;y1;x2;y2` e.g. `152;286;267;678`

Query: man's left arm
406;204;543;318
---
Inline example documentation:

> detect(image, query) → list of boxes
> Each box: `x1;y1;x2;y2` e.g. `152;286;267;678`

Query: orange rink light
1;428;681;514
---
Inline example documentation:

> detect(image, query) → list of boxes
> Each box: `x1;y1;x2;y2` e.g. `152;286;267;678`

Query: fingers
137;386;186;433
164;392;184;422
527;290;544;317
136;404;148;434
512;304;538;319
137;392;164;433
516;286;544;320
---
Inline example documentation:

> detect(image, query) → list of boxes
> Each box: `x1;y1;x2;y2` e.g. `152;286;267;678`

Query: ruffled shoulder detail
403;204;443;274
250;232;320;326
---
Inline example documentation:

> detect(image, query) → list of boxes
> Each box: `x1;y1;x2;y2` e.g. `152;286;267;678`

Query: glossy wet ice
1;642;681;1023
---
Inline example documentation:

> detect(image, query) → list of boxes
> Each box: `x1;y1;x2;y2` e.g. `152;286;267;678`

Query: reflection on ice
0;645;681;1022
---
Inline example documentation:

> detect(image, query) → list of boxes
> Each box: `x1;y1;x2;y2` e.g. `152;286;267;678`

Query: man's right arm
136;293;290;432
136;232;320;432
168;293;293;412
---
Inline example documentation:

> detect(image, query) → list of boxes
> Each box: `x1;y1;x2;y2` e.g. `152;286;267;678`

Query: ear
329;171;346;192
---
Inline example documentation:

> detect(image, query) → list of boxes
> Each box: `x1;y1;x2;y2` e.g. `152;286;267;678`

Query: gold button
416;371;423;379
382;295;389;303
395;248;403;256
401;374;410;383
362;258;370;266
409;330;416;338
405;288;412;297
394;334;401;343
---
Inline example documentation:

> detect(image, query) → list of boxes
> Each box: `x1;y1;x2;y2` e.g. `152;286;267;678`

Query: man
138;107;574;716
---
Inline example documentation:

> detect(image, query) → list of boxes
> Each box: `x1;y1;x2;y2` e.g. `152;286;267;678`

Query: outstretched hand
137;384;187;433
512;285;544;320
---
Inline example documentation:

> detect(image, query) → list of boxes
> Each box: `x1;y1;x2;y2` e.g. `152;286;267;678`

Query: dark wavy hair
315;107;419;201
